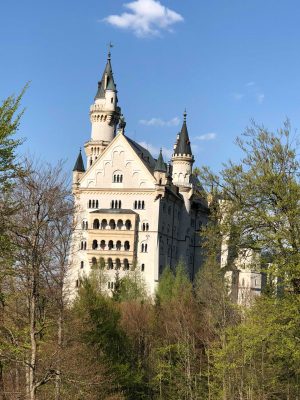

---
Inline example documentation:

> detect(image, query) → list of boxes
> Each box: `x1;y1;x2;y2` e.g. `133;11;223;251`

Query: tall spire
174;110;192;156
95;46;117;100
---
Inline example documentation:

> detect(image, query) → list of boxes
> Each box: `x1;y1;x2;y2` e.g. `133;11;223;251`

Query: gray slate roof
174;117;192;156
73;150;85;172
95;56;116;100
90;209;137;214
154;149;167;172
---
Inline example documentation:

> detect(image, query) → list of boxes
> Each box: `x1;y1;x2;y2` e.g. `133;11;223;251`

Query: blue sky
1;0;300;173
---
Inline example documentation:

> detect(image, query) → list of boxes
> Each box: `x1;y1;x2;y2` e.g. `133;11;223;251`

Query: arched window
117;219;123;230
142;223;145;231
138;201;141;209
116;240;121;251
141;264;145;272
134;201;137;209
142;201;145;209
124;241;130;251
80;261;84;269
116;258;121;269
141;243;148;253
88;200;92;208
108;258;113;270
80;241;84;250
85;221;88;230
111;200;114;209
96;200;99;208
108;240;114;250
100;240;106;250
123;259;129;270
117;175;120;183
92;240;98;250
125;220;131;230
120;175;123;183
146;223;149;231
92;200;95;208
84;241;87;250
91;257;97;266
93;219;100;229
118;200;121;209
109;219;116;230
101;219;107;229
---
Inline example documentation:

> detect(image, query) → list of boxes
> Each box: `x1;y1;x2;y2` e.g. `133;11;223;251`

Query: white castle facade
68;51;208;297
67;51;262;302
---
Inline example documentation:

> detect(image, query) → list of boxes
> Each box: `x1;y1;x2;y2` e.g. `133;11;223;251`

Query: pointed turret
172;111;194;190
154;149;167;172
72;149;85;190
73;149;85;172
174;111;192;156
94;51;117;100
86;48;122;165
154;149;168;186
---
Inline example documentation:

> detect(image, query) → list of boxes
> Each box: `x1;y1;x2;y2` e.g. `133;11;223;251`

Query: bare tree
1;159;74;400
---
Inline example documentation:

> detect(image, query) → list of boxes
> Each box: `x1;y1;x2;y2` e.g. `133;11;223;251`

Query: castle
68;50;262;302
68;50;208;297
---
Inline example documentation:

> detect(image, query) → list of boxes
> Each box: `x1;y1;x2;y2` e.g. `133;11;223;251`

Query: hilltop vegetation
0;91;300;399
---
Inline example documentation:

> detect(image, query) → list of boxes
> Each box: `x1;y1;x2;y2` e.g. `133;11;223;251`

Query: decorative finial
107;42;114;60
183;109;187;122
119;114;126;131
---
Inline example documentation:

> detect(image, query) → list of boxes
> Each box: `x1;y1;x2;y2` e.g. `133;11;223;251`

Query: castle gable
79;134;156;190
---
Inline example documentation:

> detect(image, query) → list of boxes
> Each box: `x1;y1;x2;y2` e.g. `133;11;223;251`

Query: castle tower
85;49;121;168
171;111;194;188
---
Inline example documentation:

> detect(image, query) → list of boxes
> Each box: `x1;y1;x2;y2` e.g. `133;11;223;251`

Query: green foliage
75;279;149;399
212;295;300;399
113;265;147;302
199;120;300;291
0;87;26;190
0;87;26;264
156;262;192;304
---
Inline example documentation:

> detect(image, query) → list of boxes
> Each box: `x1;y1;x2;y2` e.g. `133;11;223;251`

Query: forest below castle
1;90;300;400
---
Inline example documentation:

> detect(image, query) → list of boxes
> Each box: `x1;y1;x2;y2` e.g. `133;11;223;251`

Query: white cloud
232;93;244;101
139;116;180;127
195;132;217;141
257;93;265;104
246;81;255;87
103;0;184;37
138;141;173;159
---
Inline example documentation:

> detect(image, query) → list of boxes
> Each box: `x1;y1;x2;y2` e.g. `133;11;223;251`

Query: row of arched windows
88;200;99;209
93;218;132;230
113;174;123;183
111;200;122;209
134;200;145;210
91;257;130;271
92;240;130;251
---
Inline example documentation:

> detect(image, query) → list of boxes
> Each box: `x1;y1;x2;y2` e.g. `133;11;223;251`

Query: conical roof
73;149;85;172
154;149;167;172
95;53;117;100
174;112;192;156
